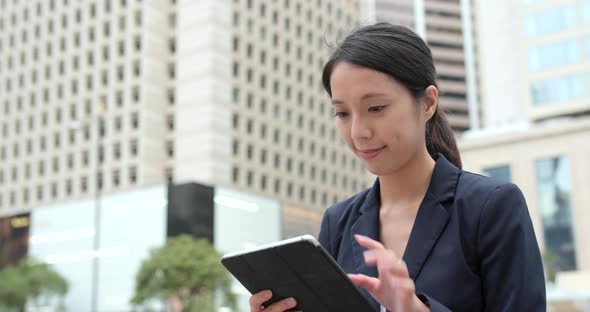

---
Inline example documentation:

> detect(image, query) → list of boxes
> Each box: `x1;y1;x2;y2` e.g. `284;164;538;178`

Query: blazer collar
351;153;460;281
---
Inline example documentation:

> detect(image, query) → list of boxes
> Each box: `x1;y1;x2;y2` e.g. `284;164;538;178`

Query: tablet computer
220;235;375;312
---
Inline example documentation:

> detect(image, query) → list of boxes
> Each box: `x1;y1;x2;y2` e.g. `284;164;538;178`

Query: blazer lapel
350;180;381;310
402;191;449;280
402;154;459;281
351;179;380;278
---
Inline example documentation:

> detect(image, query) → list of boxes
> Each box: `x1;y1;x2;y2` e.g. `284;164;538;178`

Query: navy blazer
318;154;546;311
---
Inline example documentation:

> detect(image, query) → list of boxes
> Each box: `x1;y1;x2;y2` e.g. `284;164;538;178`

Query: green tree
542;248;559;283
0;257;68;312
132;234;236;312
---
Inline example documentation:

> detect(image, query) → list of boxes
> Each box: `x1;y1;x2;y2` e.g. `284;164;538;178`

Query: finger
348;273;381;293
354;234;385;250
396;276;415;294
263;297;297;312
392;277;416;311
377;254;410;280
381;252;410;279
363;248;398;266
364;249;409;278
249;290;272;311
399;259;410;278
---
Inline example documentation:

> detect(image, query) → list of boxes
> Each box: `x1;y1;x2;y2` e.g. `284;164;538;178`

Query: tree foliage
132;234;236;312
0;257;68;312
542;248;559;283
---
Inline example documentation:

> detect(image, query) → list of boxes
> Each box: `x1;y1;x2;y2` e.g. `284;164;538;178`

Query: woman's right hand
249;290;300;312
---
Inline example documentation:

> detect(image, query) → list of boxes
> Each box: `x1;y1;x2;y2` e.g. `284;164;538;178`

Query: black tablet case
221;237;376;312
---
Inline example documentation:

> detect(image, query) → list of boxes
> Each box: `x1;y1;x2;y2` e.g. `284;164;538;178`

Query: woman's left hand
348;235;430;312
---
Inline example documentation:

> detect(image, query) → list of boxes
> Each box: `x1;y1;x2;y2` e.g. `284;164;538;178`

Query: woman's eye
334;111;349;118
368;105;385;112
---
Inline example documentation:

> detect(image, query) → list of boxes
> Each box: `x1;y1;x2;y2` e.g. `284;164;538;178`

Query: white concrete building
0;0;373;231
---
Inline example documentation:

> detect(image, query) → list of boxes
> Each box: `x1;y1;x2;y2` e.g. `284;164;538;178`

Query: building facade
0;0;373;234
463;0;590;302
473;0;590;127
461;118;590;272
520;0;590;121
22;182;281;312
0;0;174;217
375;0;471;131
224;0;372;212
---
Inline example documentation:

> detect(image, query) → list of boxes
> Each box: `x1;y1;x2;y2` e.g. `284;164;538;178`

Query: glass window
130;140;138;156
527;39;580;71
131;112;139;129
536;156;577;271
524;5;577;37
260;175;267;190
246;170;253;186
530;73;586;105
81;176;88;193
65;180;72;195
167;115;174;131
232;166;239;182
246;119;253;134
113;170;120;186
584;36;590;59
114;143;121;159
482;165;512;182
166;141;174;157
582;0;590;24
232;140;239;155
129;166;137;184
246;144;253;160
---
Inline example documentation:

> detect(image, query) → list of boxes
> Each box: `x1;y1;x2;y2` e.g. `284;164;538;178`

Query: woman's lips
357;146;385;159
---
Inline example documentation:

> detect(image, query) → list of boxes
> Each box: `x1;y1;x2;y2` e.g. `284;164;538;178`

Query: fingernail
363;250;375;262
287;298;296;306
263;290;272;298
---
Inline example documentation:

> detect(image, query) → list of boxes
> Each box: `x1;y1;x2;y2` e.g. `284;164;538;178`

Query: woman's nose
350;116;372;140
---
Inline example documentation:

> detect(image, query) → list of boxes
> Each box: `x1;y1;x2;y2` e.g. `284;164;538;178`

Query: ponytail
426;108;462;169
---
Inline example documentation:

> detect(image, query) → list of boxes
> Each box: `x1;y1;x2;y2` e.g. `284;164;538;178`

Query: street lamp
69;101;106;312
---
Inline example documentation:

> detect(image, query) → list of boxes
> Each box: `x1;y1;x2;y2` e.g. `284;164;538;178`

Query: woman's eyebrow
360;92;388;101
332;92;388;105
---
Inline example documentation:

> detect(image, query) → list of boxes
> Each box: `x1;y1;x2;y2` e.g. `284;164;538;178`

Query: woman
249;23;546;312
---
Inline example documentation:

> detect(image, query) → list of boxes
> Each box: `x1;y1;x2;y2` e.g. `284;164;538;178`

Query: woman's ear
423;85;438;121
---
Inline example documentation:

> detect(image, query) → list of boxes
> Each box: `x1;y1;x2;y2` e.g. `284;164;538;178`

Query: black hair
322;23;462;169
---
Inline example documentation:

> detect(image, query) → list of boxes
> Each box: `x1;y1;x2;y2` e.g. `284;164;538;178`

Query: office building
0;0;173;216
12;182;281;311
473;0;590;127
0;0;373;237
375;0;471;131
462;0;590;306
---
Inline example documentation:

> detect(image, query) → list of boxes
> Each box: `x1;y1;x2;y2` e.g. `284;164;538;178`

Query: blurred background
0;0;589;311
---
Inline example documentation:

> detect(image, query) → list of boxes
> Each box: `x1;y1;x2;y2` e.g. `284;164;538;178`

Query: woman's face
329;61;435;176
